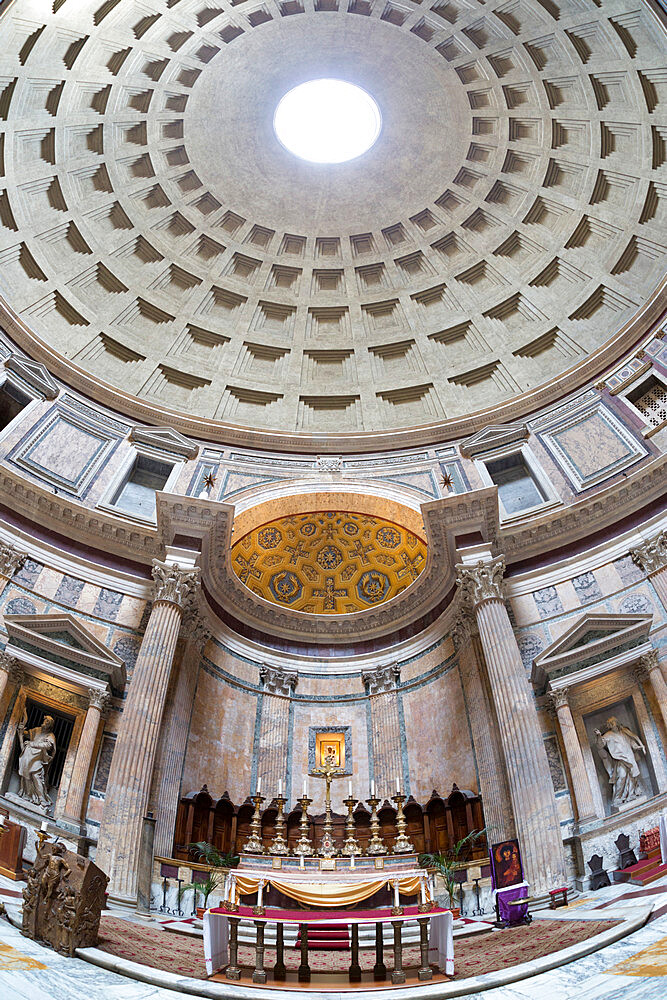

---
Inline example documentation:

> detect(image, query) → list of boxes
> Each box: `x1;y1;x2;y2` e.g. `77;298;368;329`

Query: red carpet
96;914;618;981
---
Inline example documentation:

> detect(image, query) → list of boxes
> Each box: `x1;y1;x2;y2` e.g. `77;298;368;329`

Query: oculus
273;79;382;164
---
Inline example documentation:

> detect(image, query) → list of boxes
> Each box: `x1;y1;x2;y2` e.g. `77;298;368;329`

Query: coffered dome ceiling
0;0;665;443
231;510;427;613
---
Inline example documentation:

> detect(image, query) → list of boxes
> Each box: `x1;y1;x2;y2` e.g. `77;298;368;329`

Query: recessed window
0;383;30;432
485;452;548;516
111;454;173;520
625;373;667;430
273;79;381;164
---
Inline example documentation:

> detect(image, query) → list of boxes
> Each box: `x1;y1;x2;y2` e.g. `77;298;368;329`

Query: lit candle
278;778;283;796
40;820;48;832
348;780;352;797
257;776;262;795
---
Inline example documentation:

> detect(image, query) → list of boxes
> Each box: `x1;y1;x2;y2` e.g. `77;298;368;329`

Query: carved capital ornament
88;688;112;716
0;541;26;580
151;560;200;610
631;530;667;576
362;662;400;695
0;649;23;684
456;556;506;609
634;649;660;684
548;688;570;713
259;663;297;696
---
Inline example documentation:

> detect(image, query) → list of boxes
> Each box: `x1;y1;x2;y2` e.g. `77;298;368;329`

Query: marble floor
1;875;667;999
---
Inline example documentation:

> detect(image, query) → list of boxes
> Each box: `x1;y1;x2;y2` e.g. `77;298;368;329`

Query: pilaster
362;663;402;800
61;688;111;831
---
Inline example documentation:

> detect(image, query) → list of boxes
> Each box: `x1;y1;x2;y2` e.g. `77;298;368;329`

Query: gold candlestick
366;796;387;855
243;793;265;854
391;793;414;854
269;795;289;856
294;795;314;856
340;796;361;856
313;760;344;858
35;825;51;853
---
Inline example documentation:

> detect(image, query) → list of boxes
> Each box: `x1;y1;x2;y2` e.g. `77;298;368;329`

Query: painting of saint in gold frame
316;732;345;769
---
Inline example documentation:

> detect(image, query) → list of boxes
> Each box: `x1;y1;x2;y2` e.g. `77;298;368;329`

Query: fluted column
634;650;667;735
0;650;23;704
61;688;111;829
152;609;209;858
548;689;597;823
632;531;667;611
456;556;566;893
96;559;200;906
453;611;515;843
0;541;26;588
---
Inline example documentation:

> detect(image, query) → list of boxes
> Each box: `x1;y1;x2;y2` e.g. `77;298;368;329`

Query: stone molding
259;663;298;696
129;425;199;461
631;530;667;575
151;560;201;610
0;540;26;579
87;688;112;716
362;662;400;695
456;556;506;609
4;352;58;400
460;423;529;459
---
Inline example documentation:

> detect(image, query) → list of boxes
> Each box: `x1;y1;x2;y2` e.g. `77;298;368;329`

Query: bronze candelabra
242;793;265;854
269;795;289;856
391;793;415;854
293;795;314;856
366;795;387;855
340;796;361;856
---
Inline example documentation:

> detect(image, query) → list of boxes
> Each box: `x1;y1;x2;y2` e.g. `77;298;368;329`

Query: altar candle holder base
417;901;433;913
269;795;289;856
294;796;315;856
223;900;239;913
340;796;362;856
252;905;266;916
391;906;404;916
391;793;415;854
366;796;387;856
243;793;266;854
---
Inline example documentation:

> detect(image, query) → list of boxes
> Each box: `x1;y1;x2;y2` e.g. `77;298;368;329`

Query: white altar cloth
203;910;228;977
428;909;454;975
660;810;667;865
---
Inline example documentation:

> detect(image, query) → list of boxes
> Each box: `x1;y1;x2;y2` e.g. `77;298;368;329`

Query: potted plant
188;841;240;869
419;828;486;918
177;871;225;919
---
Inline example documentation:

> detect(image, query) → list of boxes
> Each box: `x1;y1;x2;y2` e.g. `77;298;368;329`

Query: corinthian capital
260;663;297;696
88;688;112;715
151;560;200;610
548;688;569;713
634;649;660;684
456;556;506;608
0;541;26;580
362;662;400;696
631;530;667;575
0;650;23;684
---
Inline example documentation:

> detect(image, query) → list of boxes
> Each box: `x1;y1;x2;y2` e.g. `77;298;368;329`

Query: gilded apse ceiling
0;0;665;441
231;511;427;613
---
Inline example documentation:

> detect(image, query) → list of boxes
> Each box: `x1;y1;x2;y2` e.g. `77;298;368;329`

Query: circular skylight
274;79;382;164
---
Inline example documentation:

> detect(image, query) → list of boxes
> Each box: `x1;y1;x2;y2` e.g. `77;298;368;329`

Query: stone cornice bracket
362;662;400;696
151;560;201;610
631;530;667;576
88;688;112;716
455;556;506;610
260;663;297;696
0;540;26;579
0;649;23;683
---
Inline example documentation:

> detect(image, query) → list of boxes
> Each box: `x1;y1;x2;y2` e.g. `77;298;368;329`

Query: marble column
632;530;667;612
96;559;200;906
0;541;26;589
548;689;597;823
362;663;403;799
0;650;23;705
256;664;297;795
634;649;667;734
152;610;209;859
454;611;515;843
456;556;566;893
61;688;111;830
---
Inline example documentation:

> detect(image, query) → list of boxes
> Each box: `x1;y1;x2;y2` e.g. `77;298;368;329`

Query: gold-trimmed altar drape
232;874;422;907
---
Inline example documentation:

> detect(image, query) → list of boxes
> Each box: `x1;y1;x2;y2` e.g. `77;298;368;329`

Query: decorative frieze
259;663;297;696
456;556;506;608
0;541;26;580
362;662;400;696
631;531;667;575
151;560;200;610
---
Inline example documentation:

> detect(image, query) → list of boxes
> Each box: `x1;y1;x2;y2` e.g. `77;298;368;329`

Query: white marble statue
17;713;56;811
594;716;646;807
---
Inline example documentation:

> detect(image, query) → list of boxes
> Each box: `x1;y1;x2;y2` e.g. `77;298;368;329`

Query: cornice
1;281;664;454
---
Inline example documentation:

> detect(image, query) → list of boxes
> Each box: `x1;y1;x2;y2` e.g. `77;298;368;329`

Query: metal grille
14;701;75;791
634;382;667;428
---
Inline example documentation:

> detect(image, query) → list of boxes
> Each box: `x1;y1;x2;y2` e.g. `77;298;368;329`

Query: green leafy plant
177;871;225;911
188;841;240;869
419;828;486;909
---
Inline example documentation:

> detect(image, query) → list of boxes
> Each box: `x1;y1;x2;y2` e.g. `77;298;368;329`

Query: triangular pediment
531;613;652;689
4;614;126;690
4;354;58;400
130;424;199;460
460;422;528;458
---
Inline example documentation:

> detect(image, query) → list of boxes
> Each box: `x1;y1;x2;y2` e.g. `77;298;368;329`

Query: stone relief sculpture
594;716;646;808
17;712;56;812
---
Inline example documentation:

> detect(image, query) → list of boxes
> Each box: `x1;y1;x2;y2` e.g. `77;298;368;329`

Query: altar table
204;904;454;985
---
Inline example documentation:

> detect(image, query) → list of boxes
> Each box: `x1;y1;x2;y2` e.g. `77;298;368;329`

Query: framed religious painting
315;731;345;769
489;839;524;890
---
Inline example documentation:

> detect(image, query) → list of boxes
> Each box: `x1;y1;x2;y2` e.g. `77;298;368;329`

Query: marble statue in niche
594;717;646;808
17;712;56;812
